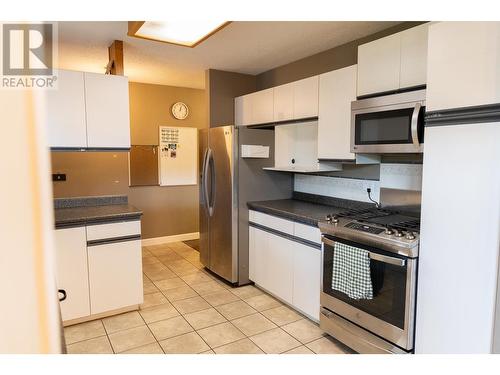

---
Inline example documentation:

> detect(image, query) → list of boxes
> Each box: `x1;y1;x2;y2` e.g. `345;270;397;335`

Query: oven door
320;235;417;350
351;102;425;154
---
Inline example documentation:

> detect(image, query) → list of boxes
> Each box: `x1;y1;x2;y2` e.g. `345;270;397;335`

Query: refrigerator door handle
202;148;210;216
207;148;216;217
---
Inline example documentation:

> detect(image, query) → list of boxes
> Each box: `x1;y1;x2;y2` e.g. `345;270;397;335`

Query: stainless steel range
319;207;420;354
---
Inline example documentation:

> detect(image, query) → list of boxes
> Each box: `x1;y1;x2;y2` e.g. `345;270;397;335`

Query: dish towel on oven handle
332;242;373;300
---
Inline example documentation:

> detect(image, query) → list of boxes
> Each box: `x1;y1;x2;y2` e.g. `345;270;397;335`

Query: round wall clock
171;102;189;120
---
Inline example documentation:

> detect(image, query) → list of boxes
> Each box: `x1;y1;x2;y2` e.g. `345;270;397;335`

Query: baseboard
142;232;200;246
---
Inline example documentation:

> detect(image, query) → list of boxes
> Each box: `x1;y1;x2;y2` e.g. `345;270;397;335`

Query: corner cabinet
248;211;321;321
318;65;357;161
357;23;429;97
46;69;131;150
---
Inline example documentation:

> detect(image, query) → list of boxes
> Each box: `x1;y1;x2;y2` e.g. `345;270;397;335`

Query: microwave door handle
321;237;406;267
411;103;422;147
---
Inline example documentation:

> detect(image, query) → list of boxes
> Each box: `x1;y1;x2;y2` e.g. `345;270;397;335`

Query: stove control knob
384;227;394;235
405;232;416;240
331;215;339;224
394;230;405;237
326;215;332;222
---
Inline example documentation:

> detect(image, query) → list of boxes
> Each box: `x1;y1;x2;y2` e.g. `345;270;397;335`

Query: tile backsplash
294;163;423;203
294;174;380;203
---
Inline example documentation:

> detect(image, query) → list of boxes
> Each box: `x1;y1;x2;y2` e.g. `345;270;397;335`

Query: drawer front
294;222;321;245
249;210;294;235
86;220;141;241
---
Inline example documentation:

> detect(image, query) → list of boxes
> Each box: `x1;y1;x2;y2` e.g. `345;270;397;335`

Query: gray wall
206;69;256;127
256;22;426;90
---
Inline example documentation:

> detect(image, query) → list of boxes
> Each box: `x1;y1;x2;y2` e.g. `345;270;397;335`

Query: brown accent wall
256;22;426;90
206;69;256;127
51;82;207;239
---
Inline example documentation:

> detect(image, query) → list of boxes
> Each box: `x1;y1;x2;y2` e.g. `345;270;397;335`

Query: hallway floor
64;241;352;354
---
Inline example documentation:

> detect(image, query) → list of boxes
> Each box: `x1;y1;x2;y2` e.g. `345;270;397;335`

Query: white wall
0;90;62;353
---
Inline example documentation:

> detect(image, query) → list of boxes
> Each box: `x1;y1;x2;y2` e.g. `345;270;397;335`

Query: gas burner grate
391;220;420;233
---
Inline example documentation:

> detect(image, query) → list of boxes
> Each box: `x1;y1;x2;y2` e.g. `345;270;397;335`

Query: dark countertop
247;193;373;227
54;195;142;229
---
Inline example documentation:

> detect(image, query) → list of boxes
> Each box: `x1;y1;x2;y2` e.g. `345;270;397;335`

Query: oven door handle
410;103;422;148
322;237;406;267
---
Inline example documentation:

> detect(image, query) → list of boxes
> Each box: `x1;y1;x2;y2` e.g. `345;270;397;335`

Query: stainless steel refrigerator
199;125;292;285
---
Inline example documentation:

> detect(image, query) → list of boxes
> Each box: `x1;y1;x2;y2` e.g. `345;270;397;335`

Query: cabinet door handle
58;289;67;302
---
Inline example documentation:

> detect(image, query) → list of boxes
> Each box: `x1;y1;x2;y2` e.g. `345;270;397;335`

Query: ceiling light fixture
128;21;231;48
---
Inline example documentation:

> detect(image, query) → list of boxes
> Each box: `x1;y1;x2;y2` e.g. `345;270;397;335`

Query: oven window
355;108;413;145
323;237;407;330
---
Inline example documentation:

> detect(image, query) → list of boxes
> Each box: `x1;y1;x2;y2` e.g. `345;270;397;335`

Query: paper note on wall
159;126;198;186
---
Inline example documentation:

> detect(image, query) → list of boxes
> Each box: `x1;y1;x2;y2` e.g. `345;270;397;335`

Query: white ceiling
57;21;400;89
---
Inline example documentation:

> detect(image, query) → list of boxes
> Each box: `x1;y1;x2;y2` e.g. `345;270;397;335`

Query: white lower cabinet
87;239;143;315
293;242;321;320
53;227;90;321
249;227;294;305
54;220;143;323
249;217;321;320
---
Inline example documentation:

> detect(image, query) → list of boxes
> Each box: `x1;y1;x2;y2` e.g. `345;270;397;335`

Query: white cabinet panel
265;232;294;304
400;23;429;89
251;88;274;125
426;21;500;111
54;227;90;321
248;227;294;304
273;83;294;122
46;70;87;148
84;73;131;148
357;33;401;96
86;220;141;241
249;210;294;235
293;76;319;119
235;95;252;126
88;239;143;314
274;121;318;169
318;65;357;160
293;242;321;320
294;222;321;245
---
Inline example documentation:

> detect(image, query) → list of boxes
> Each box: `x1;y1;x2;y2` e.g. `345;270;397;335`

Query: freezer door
208;126;238;282
199;129;210;268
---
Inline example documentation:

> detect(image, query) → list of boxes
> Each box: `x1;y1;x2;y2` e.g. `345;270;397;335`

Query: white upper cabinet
46;70;87;148
273;83;294;122
357;33;401;97
84;72;131;149
250;88;274;125
235;75;319;126
46;69;131;149
235;95;252;126
318;65;357;160
357;23;429;97
293;76;319;119
426;22;500;111
400;23;429;89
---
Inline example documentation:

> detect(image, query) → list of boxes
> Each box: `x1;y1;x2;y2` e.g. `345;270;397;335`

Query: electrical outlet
52;173;66;182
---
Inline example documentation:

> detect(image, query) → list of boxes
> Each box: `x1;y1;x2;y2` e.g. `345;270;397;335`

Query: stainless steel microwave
351;90;426;153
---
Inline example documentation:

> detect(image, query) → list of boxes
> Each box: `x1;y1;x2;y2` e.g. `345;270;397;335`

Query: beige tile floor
65;241;353;355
